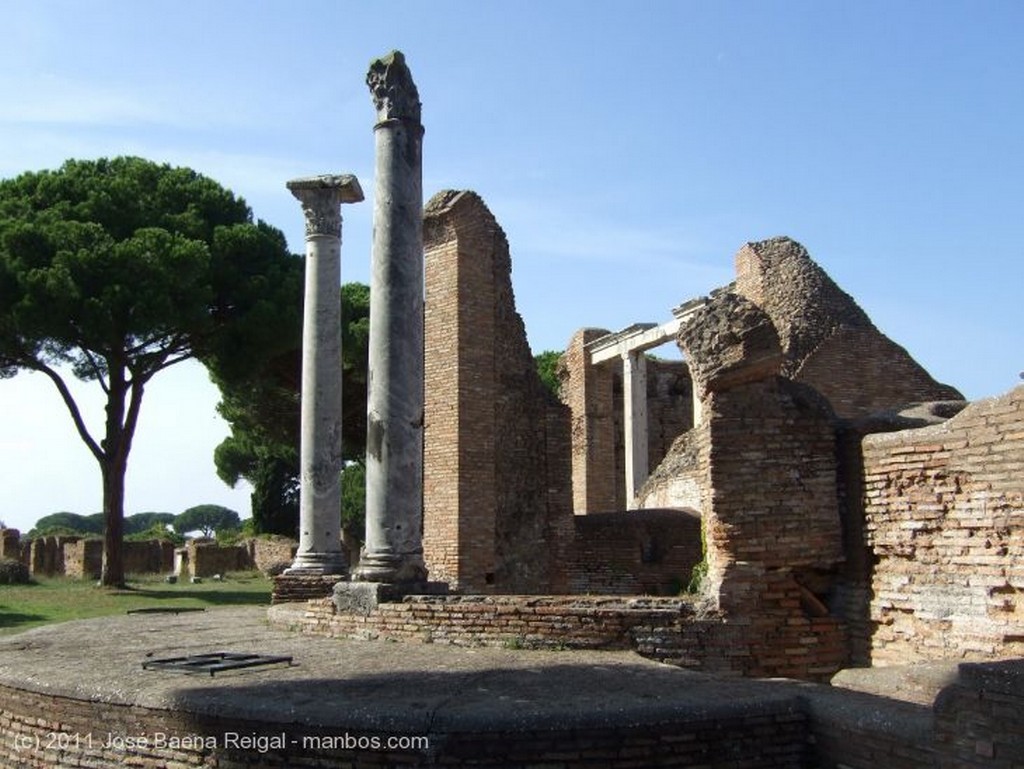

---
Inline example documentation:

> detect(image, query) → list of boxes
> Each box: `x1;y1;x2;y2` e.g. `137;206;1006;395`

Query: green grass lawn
0;571;272;636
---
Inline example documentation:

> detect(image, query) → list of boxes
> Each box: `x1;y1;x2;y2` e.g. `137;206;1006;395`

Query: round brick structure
0;606;814;767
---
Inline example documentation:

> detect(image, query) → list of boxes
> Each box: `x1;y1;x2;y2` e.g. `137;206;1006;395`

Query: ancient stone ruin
266;170;1022;764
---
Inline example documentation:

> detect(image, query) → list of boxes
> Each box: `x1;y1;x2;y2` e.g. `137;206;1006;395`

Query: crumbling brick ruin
275;187;1020;687
733;237;962;418
422;190;574;593
414;202;1022;678
422;190;704;597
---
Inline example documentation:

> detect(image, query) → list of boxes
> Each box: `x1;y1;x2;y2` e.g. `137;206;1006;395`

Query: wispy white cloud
0;72;301;133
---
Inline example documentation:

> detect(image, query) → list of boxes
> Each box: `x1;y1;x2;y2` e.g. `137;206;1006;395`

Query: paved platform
1;604;993;768
0;604;798;733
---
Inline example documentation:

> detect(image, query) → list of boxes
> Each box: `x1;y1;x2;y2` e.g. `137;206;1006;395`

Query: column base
284;550;349;576
352;550;427;584
272;573;348;604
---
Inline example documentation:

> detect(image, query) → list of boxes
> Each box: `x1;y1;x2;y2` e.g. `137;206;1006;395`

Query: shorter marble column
285;174;363;575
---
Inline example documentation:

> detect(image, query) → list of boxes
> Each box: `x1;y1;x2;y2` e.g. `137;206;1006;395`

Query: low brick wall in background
187;541;249;577
248;535;297;574
61;539;172;580
62;539;102;580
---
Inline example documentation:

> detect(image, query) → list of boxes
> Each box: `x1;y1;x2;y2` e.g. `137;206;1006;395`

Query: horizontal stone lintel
586;297;710;364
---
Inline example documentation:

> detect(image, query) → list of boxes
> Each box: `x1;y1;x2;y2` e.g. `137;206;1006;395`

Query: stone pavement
0;604;805;734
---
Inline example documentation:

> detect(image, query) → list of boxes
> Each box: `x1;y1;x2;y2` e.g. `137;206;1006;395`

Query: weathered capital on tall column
367;51;422;124
287;174;364;238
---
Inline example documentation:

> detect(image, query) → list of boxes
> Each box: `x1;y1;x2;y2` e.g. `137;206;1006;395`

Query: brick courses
422;190;572;593
862;385;1024;664
568;508;702;595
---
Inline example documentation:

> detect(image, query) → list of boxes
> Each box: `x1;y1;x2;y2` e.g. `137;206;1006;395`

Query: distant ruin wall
0;528;21;561
609;359;693;510
30;536;73;576
568;508;702;595
248;536;297;574
863;385;1024;665
187;541;249;577
562;329;617;514
796;326;963;419
63;539;102;579
562;338;693;514
61;539;172;580
423;190;573;593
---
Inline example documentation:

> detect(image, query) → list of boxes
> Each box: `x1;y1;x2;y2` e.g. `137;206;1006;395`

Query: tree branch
32;362;104;463
119;376;146;467
79;346;110;394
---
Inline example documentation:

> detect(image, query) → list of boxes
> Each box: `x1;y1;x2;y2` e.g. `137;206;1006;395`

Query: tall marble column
354;51;428;584
285;174;363;575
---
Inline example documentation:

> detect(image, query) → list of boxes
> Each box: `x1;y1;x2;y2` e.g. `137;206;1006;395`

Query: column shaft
623;351;649;509
355;51;428;584
285;175;363;575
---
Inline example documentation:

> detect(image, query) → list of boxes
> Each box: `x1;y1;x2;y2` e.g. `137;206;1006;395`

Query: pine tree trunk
99;361;135;588
100;461;126;587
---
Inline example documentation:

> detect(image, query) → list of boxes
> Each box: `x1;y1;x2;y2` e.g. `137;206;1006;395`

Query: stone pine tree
0;157;302;587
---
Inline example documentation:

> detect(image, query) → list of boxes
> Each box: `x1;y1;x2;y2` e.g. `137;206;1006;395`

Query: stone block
333;580;448;616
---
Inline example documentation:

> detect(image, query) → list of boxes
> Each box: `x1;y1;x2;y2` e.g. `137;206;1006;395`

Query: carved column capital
287;174;364;239
367;50;421;124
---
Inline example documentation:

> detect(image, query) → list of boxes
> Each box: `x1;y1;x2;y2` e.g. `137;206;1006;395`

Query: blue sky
1;1;1021;532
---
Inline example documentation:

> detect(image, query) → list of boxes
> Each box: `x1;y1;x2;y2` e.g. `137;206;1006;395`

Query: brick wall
422;190;572;593
282;590;842;681
705;378;842;577
863;385;1024;664
62;539;102;580
62;539;173;580
568;508;702;595
187;541;249;577
645;358;694;475
124;540;174;575
3;653;1020;768
807;687;936;768
796;326;962;418
29;536;67;575
562;338;694;514
562;328;617;513
0;528;21;561
608;357;694;510
248;535;297;574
